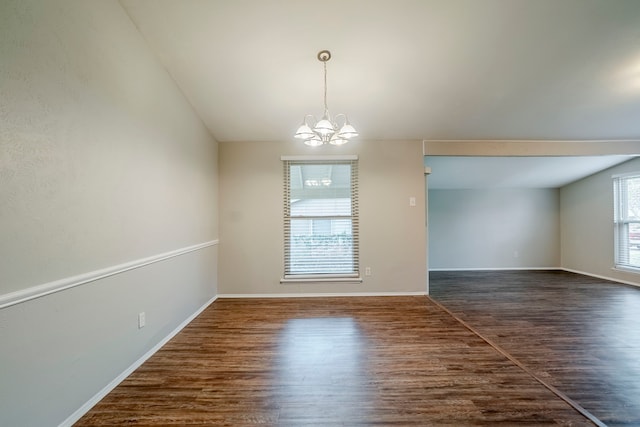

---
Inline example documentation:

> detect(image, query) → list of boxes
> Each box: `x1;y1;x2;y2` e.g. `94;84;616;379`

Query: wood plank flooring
430;270;640;427
76;296;595;426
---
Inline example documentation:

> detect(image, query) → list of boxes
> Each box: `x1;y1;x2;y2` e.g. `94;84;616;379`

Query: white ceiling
120;0;640;186
121;0;640;143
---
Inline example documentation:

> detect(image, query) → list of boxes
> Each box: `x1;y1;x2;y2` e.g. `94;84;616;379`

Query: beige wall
219;139;427;294
429;188;560;269
0;1;218;425
561;157;640;285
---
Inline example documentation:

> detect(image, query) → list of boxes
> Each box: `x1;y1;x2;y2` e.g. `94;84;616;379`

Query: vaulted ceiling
121;0;640;143
120;0;640;187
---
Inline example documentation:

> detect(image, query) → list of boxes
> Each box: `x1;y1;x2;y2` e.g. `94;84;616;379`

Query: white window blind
283;158;359;279
614;173;640;270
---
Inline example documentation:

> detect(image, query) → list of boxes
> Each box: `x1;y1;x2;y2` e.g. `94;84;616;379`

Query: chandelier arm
304;114;316;126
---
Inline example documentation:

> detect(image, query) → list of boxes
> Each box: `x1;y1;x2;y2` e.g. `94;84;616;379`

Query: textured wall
0;0;218;294
0;1;219;425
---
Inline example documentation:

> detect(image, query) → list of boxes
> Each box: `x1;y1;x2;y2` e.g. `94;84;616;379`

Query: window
614;173;640;270
282;156;359;280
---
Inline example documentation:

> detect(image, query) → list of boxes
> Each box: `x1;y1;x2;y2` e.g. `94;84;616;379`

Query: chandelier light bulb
303;135;323;147
314;117;335;136
337;121;359;139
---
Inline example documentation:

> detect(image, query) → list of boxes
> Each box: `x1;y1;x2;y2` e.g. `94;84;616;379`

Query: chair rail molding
0;240;219;309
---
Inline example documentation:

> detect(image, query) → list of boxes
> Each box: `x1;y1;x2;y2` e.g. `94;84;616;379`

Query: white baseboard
430;266;640;288
218;292;427;298
562;268;640;288
429;267;561;272
59;295;218;427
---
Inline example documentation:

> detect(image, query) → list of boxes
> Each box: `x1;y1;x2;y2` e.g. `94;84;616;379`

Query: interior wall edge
0;240;219;310
561;267;640;288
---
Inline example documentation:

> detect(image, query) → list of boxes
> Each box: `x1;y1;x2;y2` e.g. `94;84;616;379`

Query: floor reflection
275;317;372;423
430;270;640;426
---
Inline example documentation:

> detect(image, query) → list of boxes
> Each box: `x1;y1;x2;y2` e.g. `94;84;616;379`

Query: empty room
2;1;640;426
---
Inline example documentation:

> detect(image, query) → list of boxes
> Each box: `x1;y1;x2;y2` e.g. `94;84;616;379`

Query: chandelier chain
323;60;328;116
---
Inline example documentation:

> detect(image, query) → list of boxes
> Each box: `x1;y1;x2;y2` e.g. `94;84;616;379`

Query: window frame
613;172;640;273
281;155;361;283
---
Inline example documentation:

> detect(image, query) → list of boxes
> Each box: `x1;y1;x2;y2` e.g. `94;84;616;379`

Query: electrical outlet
138;312;146;329
409;197;416;207
365;267;372;276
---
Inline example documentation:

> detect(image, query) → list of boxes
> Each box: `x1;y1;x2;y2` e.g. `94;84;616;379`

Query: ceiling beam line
423;140;640;157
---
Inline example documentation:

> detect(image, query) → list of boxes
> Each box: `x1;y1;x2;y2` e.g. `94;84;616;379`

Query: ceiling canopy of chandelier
294;50;358;146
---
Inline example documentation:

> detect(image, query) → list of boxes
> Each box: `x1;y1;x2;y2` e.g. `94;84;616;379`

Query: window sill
280;276;363;284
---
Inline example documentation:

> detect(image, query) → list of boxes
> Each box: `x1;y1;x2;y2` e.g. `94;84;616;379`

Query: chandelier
294;50;358;146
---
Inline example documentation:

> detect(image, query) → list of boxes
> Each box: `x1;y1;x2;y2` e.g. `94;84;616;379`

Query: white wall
428;189;560;269
218;139;427;295
0;1;218;425
561;157;640;285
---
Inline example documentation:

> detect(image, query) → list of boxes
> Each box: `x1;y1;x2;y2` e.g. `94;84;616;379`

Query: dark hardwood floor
430;270;640;427
76;295;595;426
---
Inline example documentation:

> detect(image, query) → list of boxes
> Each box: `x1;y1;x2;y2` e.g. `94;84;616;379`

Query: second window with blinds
282;156;360;281
614;173;640;271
